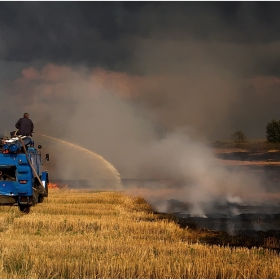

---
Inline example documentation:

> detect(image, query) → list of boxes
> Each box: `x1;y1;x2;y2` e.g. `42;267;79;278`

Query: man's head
23;113;29;118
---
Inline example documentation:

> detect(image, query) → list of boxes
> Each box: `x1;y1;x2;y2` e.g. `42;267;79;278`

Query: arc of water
36;132;122;186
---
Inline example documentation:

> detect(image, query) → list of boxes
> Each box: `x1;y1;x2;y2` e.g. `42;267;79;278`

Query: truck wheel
32;190;38;205
38;195;44;203
19;205;31;214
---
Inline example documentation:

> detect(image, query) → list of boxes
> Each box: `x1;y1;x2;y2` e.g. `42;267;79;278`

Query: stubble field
0;188;280;278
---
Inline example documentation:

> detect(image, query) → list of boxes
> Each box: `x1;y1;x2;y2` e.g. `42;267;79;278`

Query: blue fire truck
0;135;49;213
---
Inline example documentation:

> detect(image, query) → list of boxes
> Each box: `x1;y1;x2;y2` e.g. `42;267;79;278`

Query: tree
231;130;247;143
266;119;280;143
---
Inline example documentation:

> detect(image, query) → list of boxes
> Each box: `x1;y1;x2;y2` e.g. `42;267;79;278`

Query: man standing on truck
10;113;34;137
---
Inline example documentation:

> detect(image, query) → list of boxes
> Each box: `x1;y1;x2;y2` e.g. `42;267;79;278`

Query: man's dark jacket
15;117;34;136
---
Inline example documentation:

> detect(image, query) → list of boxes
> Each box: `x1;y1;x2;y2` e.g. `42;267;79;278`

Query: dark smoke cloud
1;1;279;139
1;2;280;71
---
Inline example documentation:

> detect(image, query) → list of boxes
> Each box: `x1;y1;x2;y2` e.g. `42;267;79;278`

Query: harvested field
1;189;280;278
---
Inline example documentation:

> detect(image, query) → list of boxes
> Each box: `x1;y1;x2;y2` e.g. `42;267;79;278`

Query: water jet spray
36;132;122;188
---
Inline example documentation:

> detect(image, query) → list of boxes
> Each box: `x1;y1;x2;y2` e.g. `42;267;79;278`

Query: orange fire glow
48;182;68;189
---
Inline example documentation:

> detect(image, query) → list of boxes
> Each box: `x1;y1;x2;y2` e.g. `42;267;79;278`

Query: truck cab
0;135;49;213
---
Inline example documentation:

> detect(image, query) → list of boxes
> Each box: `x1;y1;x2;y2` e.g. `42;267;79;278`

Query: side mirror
46;154;49;161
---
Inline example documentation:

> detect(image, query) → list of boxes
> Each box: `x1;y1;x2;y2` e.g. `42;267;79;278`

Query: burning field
121;150;280;245
23;62;280;249
39;127;280;249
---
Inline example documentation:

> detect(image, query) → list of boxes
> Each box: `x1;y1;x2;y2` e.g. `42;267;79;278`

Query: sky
0;2;280;214
1;2;280;139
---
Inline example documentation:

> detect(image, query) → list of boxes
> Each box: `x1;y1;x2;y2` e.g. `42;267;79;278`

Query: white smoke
0;64;270;215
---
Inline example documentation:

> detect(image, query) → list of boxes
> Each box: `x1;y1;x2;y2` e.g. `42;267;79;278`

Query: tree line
231;119;280;143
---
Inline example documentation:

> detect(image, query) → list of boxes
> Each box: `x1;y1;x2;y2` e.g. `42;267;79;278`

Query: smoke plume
0;63;272;216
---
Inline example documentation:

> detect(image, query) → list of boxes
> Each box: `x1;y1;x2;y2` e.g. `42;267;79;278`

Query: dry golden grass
0;189;279;278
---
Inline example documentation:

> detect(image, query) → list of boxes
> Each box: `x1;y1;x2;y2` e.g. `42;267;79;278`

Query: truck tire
19;205;31;214
38;195;44;203
32;190;38;205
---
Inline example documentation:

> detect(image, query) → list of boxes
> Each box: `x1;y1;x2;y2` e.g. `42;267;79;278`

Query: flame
48;182;59;189
48;182;68;189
